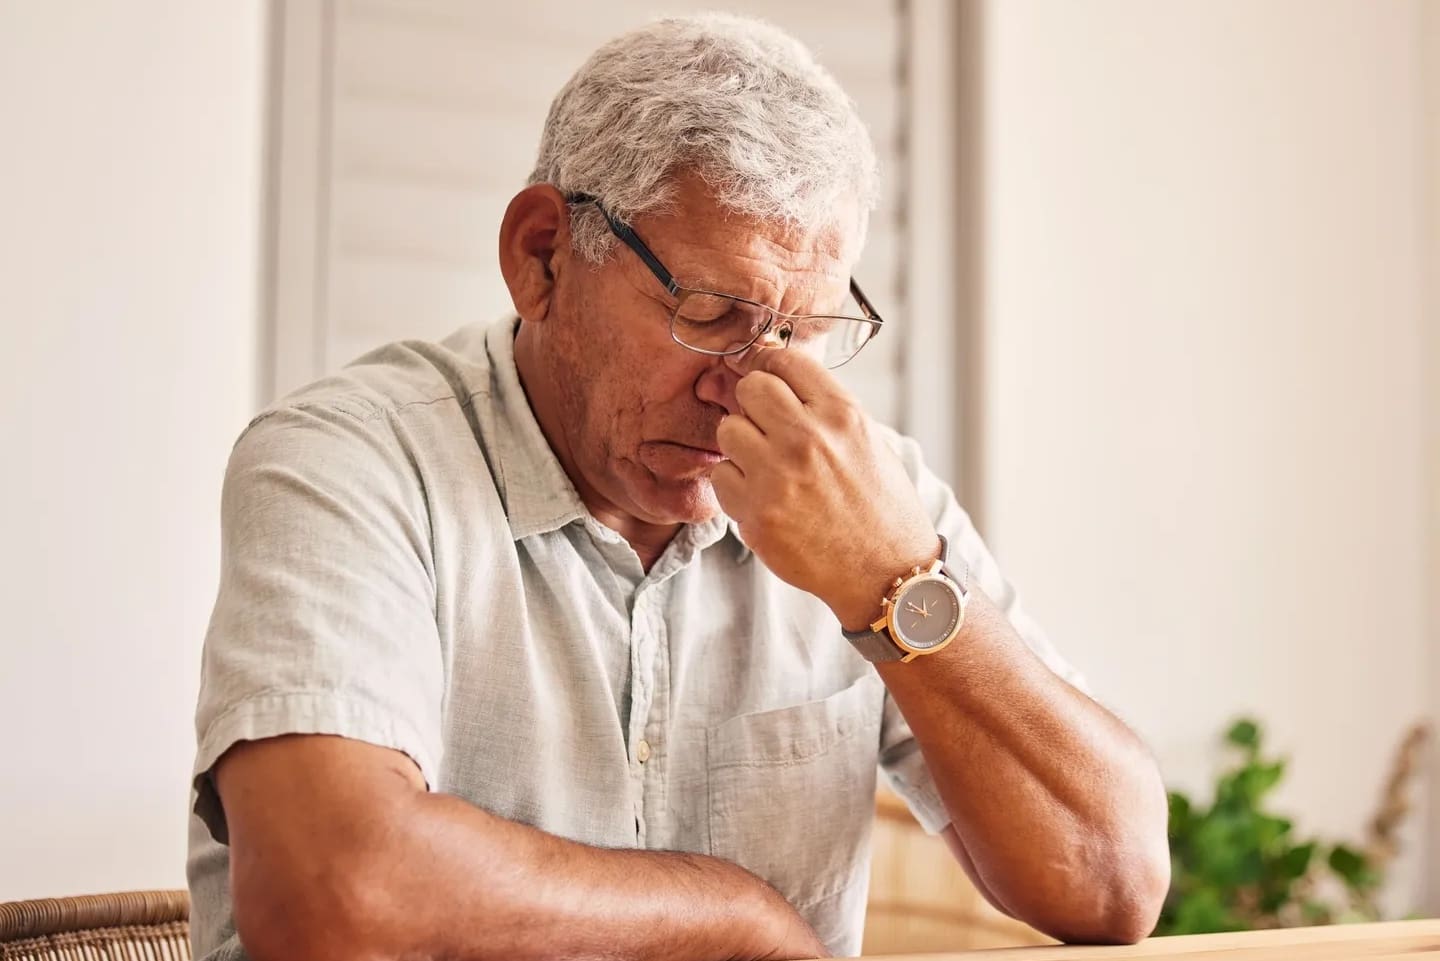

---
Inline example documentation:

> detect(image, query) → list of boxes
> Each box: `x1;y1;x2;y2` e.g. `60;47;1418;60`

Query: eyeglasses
567;194;883;370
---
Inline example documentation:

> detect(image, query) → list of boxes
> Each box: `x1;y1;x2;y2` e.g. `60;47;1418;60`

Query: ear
498;184;573;324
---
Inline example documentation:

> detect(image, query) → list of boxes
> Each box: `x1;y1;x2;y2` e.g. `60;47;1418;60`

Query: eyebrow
680;272;778;305
571;194;864;318
675;260;848;312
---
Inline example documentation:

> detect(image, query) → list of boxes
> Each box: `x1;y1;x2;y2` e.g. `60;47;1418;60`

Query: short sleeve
874;427;1088;835
192;402;444;844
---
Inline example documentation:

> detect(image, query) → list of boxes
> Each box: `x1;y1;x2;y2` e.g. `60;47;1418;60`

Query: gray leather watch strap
843;624;910;662
842;535;970;663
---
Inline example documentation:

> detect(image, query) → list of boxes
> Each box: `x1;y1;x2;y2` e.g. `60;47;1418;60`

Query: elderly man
188;14;1169;961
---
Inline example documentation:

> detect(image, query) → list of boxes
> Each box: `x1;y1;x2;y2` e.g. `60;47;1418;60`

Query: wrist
829;532;943;633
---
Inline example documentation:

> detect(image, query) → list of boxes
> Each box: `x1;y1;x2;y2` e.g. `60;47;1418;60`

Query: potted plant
1160;718;1427;935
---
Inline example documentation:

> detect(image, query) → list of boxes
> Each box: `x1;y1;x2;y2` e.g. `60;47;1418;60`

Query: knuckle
736;371;779;407
756;500;788;530
734;375;761;408
826;399;865;433
788;431;821;468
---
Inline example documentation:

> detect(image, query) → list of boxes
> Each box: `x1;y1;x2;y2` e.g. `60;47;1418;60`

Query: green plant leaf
1329;845;1365;882
1259;885;1292;915
1253;813;1291;848
1328;845;1380;892
1278;841;1316;880
1168;792;1194;840
1169;886;1242;935
1162;716;1392;937
1220;761;1285;809
1226;719;1261;751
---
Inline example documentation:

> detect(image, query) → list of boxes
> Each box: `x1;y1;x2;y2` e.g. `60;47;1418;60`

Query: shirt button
636;739;652;763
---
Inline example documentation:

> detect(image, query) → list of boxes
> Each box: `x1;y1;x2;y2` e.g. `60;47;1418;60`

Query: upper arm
215;734;428;961
193;404;445;844
215;734;427;849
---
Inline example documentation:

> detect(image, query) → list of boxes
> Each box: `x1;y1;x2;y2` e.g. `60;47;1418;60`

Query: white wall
1424;0;1440;914
978;0;1433;913
0;2;265;899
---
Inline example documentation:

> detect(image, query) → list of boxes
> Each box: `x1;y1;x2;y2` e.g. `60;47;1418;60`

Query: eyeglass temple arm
572;193;883;326
849;279;883;325
566;193;680;297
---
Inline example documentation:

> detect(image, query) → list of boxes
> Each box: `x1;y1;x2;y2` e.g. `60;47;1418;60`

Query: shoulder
221;323;506;526
255;325;493;428
235;322;499;463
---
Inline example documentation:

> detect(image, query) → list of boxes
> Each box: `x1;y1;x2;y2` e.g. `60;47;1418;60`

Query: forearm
874;588;1170;943
359;791;813;961
222;737;823;961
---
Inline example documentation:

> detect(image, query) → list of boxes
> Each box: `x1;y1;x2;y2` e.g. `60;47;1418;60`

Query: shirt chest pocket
705;672;884;911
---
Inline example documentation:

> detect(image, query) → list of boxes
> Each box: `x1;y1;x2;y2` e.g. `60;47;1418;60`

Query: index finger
723;344;840;406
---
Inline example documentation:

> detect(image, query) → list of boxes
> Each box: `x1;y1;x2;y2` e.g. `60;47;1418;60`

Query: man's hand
711;346;938;631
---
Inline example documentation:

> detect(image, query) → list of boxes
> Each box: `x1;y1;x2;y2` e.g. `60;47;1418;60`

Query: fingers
709;458;747;519
733;370;806;436
724;345;836;406
716;412;767;474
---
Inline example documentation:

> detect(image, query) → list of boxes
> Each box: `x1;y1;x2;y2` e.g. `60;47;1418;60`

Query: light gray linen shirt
187;316;1084;960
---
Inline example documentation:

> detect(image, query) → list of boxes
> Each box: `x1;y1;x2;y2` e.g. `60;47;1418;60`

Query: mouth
642;440;726;473
664;442;725;462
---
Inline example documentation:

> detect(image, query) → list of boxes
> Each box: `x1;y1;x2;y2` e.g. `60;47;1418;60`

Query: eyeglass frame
565;193;884;369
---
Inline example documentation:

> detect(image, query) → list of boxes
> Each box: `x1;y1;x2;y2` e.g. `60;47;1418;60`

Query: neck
512;321;682;572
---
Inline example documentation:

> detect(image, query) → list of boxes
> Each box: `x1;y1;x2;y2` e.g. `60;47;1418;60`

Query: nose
694;353;746;415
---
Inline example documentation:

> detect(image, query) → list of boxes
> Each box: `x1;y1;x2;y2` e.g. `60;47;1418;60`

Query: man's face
538;176;861;528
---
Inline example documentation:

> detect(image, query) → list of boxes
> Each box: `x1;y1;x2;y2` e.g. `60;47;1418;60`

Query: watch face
892;576;963;652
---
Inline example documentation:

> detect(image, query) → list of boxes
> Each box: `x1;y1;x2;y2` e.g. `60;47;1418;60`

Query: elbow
1103;846;1171;944
1046;839;1171;945
234;850;406;961
1056;754;1173;945
1088;857;1169;945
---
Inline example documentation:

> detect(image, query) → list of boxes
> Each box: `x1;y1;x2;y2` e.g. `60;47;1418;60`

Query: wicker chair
0;890;190;960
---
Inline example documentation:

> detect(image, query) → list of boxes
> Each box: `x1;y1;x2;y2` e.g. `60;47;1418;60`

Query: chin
634;476;723;526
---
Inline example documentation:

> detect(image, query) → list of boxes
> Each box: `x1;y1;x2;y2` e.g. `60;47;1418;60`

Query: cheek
562;273;712;434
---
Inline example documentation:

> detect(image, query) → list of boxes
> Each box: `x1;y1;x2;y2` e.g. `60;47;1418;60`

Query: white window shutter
270;0;911;428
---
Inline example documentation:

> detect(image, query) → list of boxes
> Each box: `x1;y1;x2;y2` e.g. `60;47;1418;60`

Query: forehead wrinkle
666;243;850;311
622;197;857;311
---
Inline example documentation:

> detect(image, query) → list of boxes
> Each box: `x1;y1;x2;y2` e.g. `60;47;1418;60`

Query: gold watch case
869;558;969;663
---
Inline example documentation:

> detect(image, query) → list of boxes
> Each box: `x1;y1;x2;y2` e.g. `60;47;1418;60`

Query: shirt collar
484;316;750;562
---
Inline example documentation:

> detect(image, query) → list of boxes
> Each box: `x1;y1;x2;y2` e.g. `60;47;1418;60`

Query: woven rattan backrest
0;890;190;960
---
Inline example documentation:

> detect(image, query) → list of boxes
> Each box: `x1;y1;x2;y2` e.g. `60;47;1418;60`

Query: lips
668;441;724;458
642;441;726;474
664;443;726;466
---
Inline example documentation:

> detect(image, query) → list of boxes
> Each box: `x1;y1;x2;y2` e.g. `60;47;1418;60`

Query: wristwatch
843;535;970;663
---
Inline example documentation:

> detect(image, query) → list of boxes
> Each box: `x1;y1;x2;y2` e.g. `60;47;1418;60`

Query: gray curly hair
527;13;880;265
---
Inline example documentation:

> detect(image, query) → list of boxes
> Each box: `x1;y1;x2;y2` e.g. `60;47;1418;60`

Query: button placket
628;587;661;844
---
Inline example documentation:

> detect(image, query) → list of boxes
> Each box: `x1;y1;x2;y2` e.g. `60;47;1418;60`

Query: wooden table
854;920;1440;960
